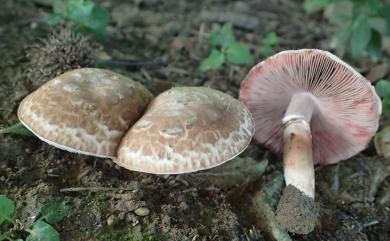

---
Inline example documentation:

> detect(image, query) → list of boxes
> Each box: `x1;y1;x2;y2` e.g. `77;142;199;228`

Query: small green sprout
0;195;14;225
375;79;390;113
0;195;69;241
199;23;252;72
39;202;70;224
303;0;335;13
47;0;110;35
26;221;59;241
259;32;280;56
0;122;32;137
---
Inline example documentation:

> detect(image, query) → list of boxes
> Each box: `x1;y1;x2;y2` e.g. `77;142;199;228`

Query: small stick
60;186;138;193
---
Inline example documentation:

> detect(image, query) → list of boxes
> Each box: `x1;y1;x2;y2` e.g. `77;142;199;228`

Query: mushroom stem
283;119;315;198
276;119;318;234
283;92;317;124
282;92;317;198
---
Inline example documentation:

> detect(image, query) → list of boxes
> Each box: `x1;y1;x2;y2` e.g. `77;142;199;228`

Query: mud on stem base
276;184;319;234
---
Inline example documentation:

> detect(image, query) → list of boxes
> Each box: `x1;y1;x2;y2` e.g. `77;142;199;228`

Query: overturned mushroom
115;87;254;174
18;68;153;158
239;49;381;234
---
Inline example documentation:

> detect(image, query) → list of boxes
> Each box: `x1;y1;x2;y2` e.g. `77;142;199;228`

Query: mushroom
115;86;254;174
239;49;381;234
18;68;153;158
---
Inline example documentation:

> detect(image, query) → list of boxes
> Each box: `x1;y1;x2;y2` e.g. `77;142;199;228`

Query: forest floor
0;0;389;240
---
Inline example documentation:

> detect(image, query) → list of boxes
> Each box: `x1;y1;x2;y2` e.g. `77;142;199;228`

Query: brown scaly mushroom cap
239;49;381;234
115;87;254;174
18;68;153;158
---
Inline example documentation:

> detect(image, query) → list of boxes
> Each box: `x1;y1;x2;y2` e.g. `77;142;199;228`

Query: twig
331;163;340;193
140;68;152;81
197;23;206;45
164;66;190;75
60;186;138;193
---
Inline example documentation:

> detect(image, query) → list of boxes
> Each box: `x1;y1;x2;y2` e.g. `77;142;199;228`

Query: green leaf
324;1;353;25
65;0;110;33
209;23;235;48
259;45;272;56
380;4;390;33
368;17;387;35
0;195;15;225
46;13;63;26
40;202;70;224
365;0;381;13
366;29;382;62
303;0;334;13
382;97;390;113
262;32;280;46
66;0;94;19
209;31;220;47
0;122;33;137
259;32;279;55
219;23;235;47
31;0;56;6
52;0;66;14
375;80;390;98
0;233;7;241
225;42;252;64
26;221;59;241
82;4;110;33
330;26;352;49
199;49;225;72
350;19;371;57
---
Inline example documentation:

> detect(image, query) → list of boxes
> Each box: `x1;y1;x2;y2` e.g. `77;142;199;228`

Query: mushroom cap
240;49;381;165
18;68;153;158
115;87;254;174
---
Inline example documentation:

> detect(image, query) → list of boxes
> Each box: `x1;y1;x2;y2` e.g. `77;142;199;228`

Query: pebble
106;214;116;226
134;207;150;216
374;126;390;159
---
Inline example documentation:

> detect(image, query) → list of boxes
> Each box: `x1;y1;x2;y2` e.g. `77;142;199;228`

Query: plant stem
251;171;292;241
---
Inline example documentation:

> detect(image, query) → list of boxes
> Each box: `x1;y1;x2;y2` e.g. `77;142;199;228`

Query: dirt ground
1;0;389;240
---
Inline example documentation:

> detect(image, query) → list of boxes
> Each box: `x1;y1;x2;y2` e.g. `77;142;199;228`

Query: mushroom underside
239;49;381;234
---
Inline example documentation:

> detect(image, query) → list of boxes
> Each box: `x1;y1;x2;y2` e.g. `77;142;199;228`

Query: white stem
282;93;318;199
283;119;315;198
283;92;317;124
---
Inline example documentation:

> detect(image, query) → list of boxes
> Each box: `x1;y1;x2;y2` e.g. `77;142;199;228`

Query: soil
276;185;318;235
1;0;390;241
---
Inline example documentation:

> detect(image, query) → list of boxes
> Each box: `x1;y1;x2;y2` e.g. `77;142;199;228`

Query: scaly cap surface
18;68;153;158
116;87;254;174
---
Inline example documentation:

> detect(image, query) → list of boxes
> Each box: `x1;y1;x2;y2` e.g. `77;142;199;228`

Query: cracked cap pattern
18;68;153;158
115;87;254;174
